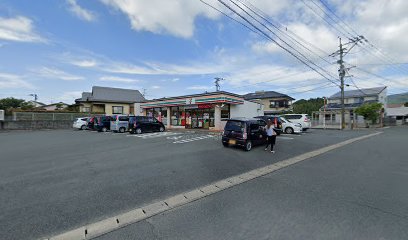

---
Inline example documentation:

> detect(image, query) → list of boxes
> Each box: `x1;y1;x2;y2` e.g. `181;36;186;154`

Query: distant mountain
388;92;408;104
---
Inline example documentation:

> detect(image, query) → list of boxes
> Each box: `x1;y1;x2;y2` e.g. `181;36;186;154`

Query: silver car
110;115;132;133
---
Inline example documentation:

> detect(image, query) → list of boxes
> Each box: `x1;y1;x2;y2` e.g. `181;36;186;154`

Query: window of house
112;106;124;114
82;107;90;112
269;100;276;108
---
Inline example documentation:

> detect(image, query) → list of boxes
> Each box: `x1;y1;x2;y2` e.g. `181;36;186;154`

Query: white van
282;114;311;131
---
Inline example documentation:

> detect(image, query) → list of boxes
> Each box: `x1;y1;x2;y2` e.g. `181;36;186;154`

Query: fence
0;112;100;130
11;112;96;121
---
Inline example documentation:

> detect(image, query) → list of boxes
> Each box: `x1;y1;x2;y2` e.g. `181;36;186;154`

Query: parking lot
0;128;379;240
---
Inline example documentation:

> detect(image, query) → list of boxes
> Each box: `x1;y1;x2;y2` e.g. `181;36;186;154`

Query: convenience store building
138;91;263;131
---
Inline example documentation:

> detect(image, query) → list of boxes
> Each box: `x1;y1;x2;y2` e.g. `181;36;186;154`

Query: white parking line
127;132;182;138
173;135;214;144
278;136;294;140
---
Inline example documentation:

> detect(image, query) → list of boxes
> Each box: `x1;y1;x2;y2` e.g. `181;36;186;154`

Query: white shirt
265;126;275;136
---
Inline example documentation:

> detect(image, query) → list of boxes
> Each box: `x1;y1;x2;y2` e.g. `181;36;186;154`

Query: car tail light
304;117;309;122
243;132;247;139
243;128;247;139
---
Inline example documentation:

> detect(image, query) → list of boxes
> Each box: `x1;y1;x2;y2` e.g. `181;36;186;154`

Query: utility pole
142;89;147;98
330;36;364;130
339;38;346;130
214;77;224;91
29;93;38;102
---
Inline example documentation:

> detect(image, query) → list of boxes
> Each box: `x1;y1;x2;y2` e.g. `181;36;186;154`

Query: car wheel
102;127;108;132
285;127;294;134
119;127;125;133
80;125;86;130
244;141;252;151
223;142;229;147
159;127;165;132
135;128;142;134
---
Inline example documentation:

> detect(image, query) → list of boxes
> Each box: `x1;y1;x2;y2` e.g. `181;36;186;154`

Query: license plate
229;139;236;145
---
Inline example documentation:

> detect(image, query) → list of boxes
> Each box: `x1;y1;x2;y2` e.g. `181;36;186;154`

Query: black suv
129;116;165;134
255;115;282;135
95;116;112;132
222;118;267;151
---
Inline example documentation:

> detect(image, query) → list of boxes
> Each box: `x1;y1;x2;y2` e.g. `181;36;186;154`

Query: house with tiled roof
75;86;145;115
314;86;387;128
243;90;295;115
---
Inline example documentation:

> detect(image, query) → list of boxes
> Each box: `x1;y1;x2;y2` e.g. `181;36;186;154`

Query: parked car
129;116;165;134
282;114;311;131
222;118;267;151
280;117;302;134
111;115;132;133
95;116;113;132
254;115;282;135
72;117;89;130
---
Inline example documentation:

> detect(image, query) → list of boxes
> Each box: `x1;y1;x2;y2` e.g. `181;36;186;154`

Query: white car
282;114;311;131
280;117;302;134
73;117;88;130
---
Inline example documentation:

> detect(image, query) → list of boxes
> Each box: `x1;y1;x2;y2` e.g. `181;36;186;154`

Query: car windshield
280;117;291;123
225;121;245;132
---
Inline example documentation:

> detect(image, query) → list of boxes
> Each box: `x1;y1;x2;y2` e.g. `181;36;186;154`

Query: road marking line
173;135;213;144
45;131;382;240
127;132;181;138
278;136;294;140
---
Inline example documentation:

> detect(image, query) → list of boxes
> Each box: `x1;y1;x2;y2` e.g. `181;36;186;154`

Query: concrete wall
230;101;263;118
1;120;74;130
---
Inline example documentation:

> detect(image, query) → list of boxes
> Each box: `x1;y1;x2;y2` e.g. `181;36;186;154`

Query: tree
292;98;324;116
404;102;408;107
0;97;34;113
354;102;383;126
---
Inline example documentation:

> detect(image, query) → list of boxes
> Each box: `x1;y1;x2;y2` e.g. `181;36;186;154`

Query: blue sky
0;0;407;104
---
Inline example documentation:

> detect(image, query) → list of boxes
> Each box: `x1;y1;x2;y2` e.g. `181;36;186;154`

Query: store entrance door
186;109;209;129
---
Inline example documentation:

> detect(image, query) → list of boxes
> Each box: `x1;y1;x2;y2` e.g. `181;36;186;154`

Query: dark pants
265;135;276;150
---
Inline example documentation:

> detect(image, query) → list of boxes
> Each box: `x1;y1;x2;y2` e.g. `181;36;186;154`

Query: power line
216;0;339;87
228;0;338;82
236;0;333;66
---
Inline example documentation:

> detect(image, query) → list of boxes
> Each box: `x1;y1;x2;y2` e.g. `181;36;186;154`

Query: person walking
265;120;277;153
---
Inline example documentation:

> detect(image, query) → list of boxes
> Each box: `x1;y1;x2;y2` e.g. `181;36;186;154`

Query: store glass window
221;104;230;119
171;106;180;126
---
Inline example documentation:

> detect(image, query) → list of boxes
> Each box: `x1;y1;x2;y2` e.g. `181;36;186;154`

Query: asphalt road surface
97;126;408;240
0;127;395;239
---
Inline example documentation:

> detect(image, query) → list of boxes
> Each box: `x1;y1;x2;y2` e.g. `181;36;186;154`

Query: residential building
386;103;408;125
139;91;263;131
28;101;45;108
35;102;69;111
315;86;387;127
243;91;294;115
75;86;145;115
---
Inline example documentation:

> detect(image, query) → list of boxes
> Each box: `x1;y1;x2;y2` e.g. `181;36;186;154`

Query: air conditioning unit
0;110;4;121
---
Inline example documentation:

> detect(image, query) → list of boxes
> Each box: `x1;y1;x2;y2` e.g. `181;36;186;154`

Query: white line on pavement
46;131;383;240
173;135;214;144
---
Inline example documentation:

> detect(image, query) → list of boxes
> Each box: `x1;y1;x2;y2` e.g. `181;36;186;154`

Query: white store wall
230;101;263;118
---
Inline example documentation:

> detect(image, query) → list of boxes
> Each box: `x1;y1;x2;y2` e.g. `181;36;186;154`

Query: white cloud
0;16;44;42
33;67;84;81
55;91;83;104
99;76;140;83
0;73;34;89
187;85;212;91
151;85;160;89
67;0;97;22
100;0;220;38
71;59;97;68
